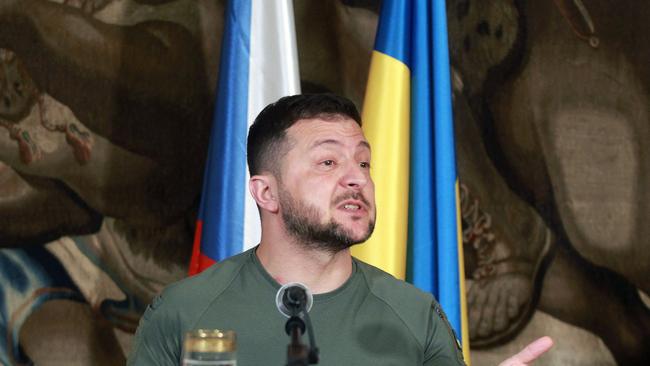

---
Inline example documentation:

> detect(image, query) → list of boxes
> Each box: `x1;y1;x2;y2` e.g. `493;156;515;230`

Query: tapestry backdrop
0;0;647;365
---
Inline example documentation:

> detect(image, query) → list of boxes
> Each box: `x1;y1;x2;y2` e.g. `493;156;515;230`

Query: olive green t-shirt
128;249;465;366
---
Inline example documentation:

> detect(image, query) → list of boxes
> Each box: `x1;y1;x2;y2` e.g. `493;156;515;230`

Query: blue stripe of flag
409;0;436;294
197;0;251;261
432;0;461;336
373;0;411;66
402;0;462;337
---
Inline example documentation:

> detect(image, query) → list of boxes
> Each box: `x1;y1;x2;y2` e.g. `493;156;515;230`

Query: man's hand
498;337;554;366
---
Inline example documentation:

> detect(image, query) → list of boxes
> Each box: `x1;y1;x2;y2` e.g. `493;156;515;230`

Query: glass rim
183;329;237;353
185;329;236;339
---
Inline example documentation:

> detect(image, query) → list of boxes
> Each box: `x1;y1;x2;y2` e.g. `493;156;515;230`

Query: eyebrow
311;139;371;151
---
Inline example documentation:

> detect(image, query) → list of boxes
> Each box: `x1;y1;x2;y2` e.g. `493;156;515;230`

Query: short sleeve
127;293;181;366
423;300;466;366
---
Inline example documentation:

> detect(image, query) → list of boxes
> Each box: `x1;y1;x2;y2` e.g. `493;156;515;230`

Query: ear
249;174;279;213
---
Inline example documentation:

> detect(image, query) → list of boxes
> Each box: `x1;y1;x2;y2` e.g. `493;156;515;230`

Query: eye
321;160;335;166
359;161;370;169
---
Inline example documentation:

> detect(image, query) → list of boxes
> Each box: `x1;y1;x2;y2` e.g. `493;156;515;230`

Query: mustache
333;192;371;207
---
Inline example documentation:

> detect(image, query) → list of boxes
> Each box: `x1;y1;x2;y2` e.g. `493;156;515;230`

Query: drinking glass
181;329;237;366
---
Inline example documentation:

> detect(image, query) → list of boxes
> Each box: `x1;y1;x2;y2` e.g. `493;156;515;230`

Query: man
128;94;552;365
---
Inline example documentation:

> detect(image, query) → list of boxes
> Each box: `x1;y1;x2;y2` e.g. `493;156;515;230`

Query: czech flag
350;0;470;360
189;0;300;275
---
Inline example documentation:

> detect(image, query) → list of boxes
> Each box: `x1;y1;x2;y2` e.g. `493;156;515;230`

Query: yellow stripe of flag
455;181;470;362
351;50;410;280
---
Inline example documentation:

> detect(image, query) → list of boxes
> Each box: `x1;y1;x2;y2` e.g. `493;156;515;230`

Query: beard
278;188;375;253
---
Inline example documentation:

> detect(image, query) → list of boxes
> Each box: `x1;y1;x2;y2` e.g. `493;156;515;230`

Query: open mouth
343;203;361;210
338;200;367;213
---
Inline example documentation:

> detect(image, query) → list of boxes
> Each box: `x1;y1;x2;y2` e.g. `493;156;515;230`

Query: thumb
499;336;554;366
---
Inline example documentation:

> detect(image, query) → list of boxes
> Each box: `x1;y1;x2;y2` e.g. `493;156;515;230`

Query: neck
256;238;353;294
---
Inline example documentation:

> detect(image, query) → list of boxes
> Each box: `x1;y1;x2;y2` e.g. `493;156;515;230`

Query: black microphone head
284;286;307;309
275;282;313;317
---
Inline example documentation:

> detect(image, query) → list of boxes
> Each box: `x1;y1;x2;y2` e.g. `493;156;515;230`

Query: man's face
277;117;376;252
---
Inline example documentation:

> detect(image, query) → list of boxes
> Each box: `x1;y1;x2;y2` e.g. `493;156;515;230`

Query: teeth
344;204;360;210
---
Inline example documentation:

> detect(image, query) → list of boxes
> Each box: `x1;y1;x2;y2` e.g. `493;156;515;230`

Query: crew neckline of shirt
249;246;359;303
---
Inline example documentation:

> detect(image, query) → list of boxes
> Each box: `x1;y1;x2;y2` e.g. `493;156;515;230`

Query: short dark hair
247;93;362;176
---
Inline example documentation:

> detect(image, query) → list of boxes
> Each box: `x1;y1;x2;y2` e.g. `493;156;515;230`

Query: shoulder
127;250;253;365
353;258;465;365
161;249;252;319
354;257;434;306
354;258;434;342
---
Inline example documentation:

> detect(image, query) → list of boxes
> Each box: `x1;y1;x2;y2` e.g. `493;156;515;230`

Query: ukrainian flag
350;0;470;360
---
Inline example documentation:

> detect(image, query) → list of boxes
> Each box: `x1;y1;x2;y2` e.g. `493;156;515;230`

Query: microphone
275;282;313;318
275;283;319;364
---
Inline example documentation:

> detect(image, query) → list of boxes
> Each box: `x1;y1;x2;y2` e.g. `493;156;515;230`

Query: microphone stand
286;315;308;366
285;310;319;365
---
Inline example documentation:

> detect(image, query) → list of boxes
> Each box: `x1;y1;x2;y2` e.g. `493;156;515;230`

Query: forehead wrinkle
308;139;371;155
289;118;369;152
310;138;343;150
358;140;371;152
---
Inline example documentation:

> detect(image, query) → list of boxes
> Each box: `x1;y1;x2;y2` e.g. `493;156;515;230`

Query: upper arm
127;294;181;366
423;302;467;366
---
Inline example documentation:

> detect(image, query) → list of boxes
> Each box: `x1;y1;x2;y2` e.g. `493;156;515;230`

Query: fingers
499;336;554;366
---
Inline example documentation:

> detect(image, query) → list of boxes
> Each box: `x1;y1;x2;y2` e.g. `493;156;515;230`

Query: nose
340;163;369;190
